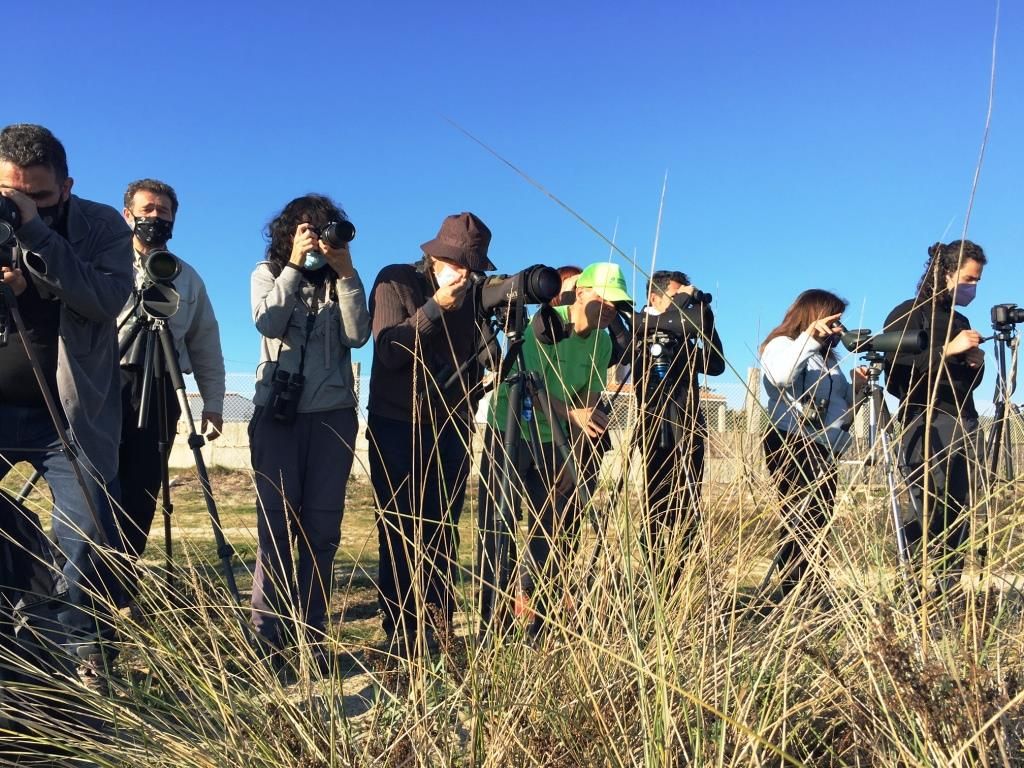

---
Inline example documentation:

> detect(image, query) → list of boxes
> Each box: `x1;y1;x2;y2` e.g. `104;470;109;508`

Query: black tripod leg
15;470;41;505
483;373;526;643
156;325;241;604
153;353;175;589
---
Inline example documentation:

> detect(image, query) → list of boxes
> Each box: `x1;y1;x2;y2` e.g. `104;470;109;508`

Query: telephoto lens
320;220;356;249
841;328;927;355
143;249;181;283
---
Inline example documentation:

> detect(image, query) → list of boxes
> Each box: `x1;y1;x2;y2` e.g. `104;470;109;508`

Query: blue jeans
0;404;124;650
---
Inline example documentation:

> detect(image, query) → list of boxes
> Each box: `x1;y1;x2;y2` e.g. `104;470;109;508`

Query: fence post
744;367;761;434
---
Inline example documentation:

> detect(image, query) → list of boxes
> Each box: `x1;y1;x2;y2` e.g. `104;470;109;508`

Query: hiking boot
75;650;113;697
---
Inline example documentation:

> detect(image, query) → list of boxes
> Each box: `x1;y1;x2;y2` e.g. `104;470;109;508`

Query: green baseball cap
576;262;632;305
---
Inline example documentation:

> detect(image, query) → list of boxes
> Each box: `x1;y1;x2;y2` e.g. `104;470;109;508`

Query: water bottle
521;392;534;423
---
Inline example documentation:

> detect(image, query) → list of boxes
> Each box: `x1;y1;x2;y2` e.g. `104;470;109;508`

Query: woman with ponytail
883;240;987;593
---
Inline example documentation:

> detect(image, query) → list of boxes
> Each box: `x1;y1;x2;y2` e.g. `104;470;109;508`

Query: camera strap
296;308;316;376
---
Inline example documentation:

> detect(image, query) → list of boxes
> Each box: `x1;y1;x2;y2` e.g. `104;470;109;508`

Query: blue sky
9;0;1022;411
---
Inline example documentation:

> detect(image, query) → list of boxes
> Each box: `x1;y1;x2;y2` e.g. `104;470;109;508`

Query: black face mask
132;216;174;247
37;197;67;229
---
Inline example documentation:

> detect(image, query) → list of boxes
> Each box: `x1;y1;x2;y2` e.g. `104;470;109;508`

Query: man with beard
116;179;225;580
0;123;133;690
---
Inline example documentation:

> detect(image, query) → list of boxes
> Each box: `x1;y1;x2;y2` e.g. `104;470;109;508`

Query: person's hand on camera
806;312;844;342
944;329;982;358
320;239;355;279
288;223;320;267
0;188;37;225
434;273;470;311
963;347;985;369
1;266;27;296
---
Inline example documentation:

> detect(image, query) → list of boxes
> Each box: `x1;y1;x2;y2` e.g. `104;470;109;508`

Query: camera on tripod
269;368;304;424
991;303;1024;328
142;249;181;284
474;264;561;316
840;328;927;356
0;196;21;252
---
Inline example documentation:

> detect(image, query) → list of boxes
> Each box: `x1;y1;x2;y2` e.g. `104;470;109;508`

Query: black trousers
637;413;706;571
368;414;470;642
117;378;181;562
900;410;979;574
762;429;838;594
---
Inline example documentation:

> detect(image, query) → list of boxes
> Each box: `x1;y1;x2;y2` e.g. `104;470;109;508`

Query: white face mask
436;264;460;287
644;305;663;316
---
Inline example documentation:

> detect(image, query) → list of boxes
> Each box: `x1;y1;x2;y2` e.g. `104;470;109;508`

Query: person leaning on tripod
760;290;863;599
882;240;986;590
0;124;133;688
115;179;226;576
367;212;493;655
478;262;629;633
249;194;370;666
631;270;725;573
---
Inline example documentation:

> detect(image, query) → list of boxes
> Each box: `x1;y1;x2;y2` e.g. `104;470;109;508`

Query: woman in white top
760;289;863;597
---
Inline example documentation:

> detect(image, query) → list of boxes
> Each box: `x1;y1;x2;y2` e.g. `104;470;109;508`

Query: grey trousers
249;407;358;646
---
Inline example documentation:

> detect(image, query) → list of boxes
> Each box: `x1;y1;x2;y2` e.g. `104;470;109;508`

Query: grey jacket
251;262;370;413
118;253;226;414
15;196;134;481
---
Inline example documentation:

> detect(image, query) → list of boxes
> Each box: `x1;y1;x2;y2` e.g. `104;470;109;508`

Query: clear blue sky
9;1;1022;411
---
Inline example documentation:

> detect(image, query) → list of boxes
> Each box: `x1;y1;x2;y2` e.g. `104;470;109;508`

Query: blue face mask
954;283;977;307
303;251;327;271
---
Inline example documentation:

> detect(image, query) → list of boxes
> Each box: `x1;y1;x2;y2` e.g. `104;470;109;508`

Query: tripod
479;301;593;644
118;297;240;603
859;351;912;566
985;319;1018;484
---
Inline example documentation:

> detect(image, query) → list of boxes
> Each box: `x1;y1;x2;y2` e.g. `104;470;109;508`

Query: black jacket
883;297;984;420
630;300;726;429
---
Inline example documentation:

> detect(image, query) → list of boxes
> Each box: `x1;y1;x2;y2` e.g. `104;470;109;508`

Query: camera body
802;395;830;426
269;368;305;424
991;303;1024;327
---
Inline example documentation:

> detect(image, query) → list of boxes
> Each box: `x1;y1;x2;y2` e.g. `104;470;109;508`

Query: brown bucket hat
420;212;495;272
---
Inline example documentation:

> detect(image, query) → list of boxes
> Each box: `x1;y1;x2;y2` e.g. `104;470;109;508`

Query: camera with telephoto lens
991;303;1024;327
475;264;561;315
143;249;181;284
0;196;21;253
269;368;305;424
841;328;927;356
315;220;356;249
